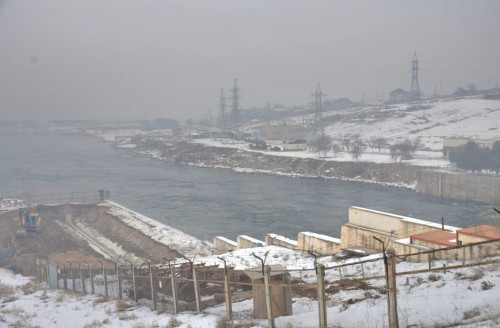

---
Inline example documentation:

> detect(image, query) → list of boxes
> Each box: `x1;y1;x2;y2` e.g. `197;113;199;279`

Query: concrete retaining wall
349;207;401;234
213;236;237;251
265;234;297;250
417;170;500;205
237;235;265;249
340;224;393;250
297;232;341;255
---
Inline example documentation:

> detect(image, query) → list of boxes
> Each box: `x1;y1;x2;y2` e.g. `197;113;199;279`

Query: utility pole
218;88;227;131
409;52;421;102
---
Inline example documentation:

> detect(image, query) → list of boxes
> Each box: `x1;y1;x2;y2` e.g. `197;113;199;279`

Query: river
0;131;495;241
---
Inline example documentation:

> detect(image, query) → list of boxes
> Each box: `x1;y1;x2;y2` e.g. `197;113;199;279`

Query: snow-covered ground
1;200;499;327
100;201;213;259
1;253;499;327
193;97;500;168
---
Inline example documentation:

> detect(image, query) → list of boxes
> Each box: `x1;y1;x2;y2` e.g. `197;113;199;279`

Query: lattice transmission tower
409;51;421;101
230;79;241;128
218;88;227;130
312;82;326;136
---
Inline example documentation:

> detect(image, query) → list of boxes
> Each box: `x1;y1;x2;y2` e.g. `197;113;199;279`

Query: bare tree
390;138;418;162
332;143;342;156
313;131;332;157
350;138;366;161
342;138;351;151
374;137;387;152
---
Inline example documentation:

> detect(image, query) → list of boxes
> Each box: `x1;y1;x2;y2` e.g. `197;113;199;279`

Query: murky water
0;132;495;241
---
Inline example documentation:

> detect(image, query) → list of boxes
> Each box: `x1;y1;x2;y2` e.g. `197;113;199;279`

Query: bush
428;274;442;282
481;280;495;290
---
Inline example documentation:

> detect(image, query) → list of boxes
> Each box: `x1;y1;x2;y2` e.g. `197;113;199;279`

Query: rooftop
457;225;500;240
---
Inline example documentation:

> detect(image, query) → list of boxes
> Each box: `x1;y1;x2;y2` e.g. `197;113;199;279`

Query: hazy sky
0;0;499;121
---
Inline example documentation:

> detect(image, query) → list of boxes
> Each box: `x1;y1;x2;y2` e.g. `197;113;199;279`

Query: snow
99;201;213;258
2;255;499;327
194;97;500;169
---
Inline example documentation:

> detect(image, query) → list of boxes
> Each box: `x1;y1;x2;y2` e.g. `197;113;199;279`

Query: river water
0;132;495;241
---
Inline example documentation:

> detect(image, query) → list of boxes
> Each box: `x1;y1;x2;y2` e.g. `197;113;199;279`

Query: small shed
244;264;293;319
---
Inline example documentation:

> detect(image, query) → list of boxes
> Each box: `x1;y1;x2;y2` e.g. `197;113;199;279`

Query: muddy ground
0;203;180;270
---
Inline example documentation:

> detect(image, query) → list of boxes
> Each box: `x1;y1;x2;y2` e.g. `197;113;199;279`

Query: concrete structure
237;235;265;249
265;124;305;141
417;169;500;205
282;140;307;151
265;234;297;250
457;225;500;244
340;206;457;251
297;232;341;255
213;236;237;251
410;230;457;248
244;264;293;319
443;137;496;158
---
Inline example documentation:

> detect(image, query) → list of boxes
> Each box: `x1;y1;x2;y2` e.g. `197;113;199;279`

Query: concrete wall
297;232;341;255
237;235;265;249
394;240;500;263
398;219;456;239
457;234;490;245
417;170;500;205
213;236;237;251
265;234;297;250
349;207;402;234
340;224;393;250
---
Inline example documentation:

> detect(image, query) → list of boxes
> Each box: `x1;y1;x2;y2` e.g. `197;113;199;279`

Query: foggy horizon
1;0;499;121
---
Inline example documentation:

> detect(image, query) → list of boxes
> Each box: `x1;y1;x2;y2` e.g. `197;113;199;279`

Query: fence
24;190;111;206
25;238;500;328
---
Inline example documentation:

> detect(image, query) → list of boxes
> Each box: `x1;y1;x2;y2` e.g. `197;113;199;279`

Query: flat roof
411;230;457;247
458;225;500;240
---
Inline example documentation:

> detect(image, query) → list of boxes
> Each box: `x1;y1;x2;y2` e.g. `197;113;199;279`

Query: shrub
463;307;481;320
481;280;495;290
115;299;131;312
428;274;442;282
168;316;182;328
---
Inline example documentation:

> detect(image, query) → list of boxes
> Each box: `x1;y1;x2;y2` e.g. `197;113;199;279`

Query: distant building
388;89;410;103
443;137;496;158
265;124;305;141
282;140;307;151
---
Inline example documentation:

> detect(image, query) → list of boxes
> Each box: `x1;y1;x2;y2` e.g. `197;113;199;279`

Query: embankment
135;139;500;205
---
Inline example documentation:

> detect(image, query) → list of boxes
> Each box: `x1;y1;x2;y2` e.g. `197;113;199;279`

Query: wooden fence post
387;251;399;328
264;265;275;328
132;266;137;301
90;266;95;295
361;263;365;279
79;263;86;294
316;264;327;328
118;266;122;300
103;266;108;299
63;266;68;290
149;262;157;311
193;268;201;314
223;264;232;320
170;264;177;314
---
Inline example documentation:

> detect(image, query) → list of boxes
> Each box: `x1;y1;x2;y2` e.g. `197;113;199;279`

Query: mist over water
0;132;495;241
